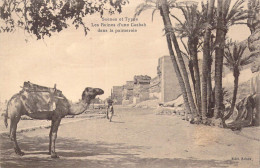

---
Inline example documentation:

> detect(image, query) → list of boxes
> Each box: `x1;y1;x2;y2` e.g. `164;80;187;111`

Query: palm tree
174;2;217;118
214;0;225;119
172;4;205;115
134;0;193;117
207;33;216;117
160;0;198;116
202;0;216;121
135;0;197;119
223;41;255;120
214;0;248;119
199;2;217;118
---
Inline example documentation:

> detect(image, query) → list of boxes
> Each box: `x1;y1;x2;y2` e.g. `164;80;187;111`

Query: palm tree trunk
207;56;213;117
214;0;226;119
188;59;196;94
160;0;198;116
202;0;215;121
171;33;198;115
188;37;201;114
159;7;192;116
224;71;239;120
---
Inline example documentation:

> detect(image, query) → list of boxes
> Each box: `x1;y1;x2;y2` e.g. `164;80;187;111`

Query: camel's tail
4;99;11;128
4;103;9;128
4;94;19;128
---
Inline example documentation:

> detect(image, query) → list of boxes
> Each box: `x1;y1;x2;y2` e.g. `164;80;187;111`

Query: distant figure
106;99;114;122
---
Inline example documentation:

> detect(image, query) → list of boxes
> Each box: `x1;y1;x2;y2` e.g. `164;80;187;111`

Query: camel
4;86;104;158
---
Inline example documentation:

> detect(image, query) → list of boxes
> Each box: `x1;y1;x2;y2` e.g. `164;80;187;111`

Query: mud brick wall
112;86;123;105
149;76;161;100
160;56;181;103
122;81;134;105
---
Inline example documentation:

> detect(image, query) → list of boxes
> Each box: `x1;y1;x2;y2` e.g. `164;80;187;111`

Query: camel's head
82;87;104;101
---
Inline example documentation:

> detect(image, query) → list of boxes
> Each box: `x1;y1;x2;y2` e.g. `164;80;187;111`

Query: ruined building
148;56;181;103
133;75;151;104
111;56;181;105
122;81;134;105
111;86;123;105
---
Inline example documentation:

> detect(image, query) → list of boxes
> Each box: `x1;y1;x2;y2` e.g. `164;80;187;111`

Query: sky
0;0;251;102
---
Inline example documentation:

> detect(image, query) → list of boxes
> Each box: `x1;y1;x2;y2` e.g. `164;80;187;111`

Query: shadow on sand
0;134;238;168
110;121;125;124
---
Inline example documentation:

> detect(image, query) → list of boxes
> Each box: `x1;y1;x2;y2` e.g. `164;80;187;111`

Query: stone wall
149;76;161;99
161;56;181;102
111;56;181;105
148;56;181;103
122;81;134;105
133;75;151;104
133;83;150;104
112;86;123;105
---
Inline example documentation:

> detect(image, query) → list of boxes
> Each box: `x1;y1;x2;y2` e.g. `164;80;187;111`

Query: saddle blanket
20;91;57;113
19;82;62;113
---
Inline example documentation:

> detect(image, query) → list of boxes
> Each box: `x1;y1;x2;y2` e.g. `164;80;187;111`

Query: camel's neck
68;98;92;115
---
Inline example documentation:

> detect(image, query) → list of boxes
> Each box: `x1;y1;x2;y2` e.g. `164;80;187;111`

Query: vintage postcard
0;0;259;167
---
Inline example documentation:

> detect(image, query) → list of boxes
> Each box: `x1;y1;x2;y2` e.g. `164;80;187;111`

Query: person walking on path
106;99;114;122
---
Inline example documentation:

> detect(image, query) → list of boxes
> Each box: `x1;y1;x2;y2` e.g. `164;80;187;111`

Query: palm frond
223;0;232;18
181;50;190;59
224;40;253;71
239;56;253;66
171;4;205;39
240;51;259;66
174;23;189;37
134;3;156;18
224;0;247;27
224;49;234;67
248;51;260;58
180;37;190;56
170;13;184;26
224;62;233;70
168;0;177;8
151;8;157;21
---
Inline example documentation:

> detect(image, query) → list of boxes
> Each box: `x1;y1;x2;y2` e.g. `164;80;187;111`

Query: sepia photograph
0;0;259;167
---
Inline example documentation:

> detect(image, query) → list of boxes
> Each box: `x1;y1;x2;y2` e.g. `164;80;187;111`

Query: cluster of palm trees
135;0;258;126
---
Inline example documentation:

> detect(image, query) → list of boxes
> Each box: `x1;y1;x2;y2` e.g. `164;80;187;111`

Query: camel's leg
48;120;54;155
9;115;24;156
50;118;61;158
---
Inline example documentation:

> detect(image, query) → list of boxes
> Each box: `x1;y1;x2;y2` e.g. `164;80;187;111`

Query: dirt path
0;106;259;168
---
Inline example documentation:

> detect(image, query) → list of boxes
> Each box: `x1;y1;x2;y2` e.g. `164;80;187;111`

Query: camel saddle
20;81;63;113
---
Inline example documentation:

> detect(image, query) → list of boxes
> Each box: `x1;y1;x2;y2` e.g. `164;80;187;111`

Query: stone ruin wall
122;81;134;105
112;86;123;105
112;56;181;105
149;56;181;103
149;76;161;100
149;58;162;100
133;75;151;104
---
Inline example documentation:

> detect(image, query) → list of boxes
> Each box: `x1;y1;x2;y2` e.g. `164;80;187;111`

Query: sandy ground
0;109;105;134
0;106;259;168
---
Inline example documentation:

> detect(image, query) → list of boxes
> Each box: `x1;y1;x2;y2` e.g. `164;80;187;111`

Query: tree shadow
0;134;238;168
25;151;49;155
